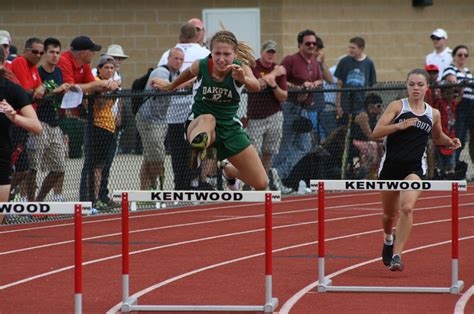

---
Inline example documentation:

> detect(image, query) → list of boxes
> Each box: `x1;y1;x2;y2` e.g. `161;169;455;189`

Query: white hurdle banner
309;180;466;294
113;190;280;313
0;202;92;314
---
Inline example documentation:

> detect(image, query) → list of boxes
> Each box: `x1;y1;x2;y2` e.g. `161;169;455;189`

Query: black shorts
0;158;13;185
378;161;425;180
90;126;114;168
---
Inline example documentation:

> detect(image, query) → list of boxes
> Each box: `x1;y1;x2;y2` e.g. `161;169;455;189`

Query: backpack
131;65;175;115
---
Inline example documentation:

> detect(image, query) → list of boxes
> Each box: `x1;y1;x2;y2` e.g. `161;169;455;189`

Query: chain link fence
4;81;473;224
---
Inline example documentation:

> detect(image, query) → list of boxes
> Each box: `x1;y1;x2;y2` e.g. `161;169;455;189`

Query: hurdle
310;179;466;294
0;202;92;313
112;190;280;313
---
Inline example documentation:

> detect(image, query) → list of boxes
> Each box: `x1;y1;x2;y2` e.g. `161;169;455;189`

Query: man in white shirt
425;28;452;80
157;23;210;71
156;23;211;189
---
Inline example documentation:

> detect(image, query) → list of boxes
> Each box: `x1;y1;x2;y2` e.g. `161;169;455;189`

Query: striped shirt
442;64;474;100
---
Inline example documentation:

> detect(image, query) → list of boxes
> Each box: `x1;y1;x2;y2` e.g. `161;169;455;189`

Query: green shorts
186;114;251;161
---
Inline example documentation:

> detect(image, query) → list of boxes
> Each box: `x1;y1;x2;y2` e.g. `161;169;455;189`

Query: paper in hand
61;86;83;109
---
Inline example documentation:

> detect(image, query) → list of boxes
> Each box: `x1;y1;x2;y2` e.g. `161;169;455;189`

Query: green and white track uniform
188;57;251;160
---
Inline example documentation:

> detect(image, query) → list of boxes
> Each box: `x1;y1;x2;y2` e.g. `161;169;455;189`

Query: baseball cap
71;36;102;51
431;28;448;39
102;44;128;59
97;55;115;67
262;40;277;52
424;64;439;72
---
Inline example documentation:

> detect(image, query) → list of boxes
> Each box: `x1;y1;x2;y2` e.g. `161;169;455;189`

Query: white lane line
2;191;453;235
2;199;471;291
279;237;474;314
454;285;474;314
0;194;462;256
106;218;474;313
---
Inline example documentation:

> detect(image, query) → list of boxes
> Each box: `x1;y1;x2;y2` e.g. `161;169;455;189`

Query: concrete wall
1;0;473;85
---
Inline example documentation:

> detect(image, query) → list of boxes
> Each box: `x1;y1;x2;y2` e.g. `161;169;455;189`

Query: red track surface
1;188;473;313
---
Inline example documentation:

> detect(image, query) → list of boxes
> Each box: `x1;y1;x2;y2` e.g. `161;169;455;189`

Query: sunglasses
28;49;45;56
304;41;317;47
2;44;9;49
431;36;443;41
456;53;469;58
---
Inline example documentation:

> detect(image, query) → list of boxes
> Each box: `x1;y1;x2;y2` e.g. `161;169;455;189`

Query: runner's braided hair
210;30;256;67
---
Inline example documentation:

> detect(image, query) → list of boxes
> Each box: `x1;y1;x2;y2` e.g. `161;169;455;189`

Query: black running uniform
0;76;31;185
378;98;433;180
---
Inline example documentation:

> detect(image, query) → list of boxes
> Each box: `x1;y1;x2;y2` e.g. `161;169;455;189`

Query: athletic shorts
0;158;12;185
29;122;66;172
185;113;251;161
246;111;283;155
136;117;167;162
378;161;425;180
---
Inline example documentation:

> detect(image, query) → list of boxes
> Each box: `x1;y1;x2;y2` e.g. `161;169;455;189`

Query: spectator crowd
0;22;472;219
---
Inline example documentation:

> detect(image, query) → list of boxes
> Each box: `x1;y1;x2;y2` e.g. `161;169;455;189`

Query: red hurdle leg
451;182;459;290
122;192;130;303
74;204;82;314
264;193;272;308
318;182;325;285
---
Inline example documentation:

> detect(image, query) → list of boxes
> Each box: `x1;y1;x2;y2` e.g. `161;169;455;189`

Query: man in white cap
425;28;452;80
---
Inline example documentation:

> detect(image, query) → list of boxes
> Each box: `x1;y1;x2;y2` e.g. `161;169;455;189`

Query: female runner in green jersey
153;31;268;190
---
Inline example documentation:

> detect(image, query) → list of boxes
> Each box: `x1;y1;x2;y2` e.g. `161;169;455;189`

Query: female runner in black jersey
372;69;461;271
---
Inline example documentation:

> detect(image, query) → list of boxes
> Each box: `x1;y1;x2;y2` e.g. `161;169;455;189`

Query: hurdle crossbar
0;202;92;313
113;190;280;313
309;180;466;294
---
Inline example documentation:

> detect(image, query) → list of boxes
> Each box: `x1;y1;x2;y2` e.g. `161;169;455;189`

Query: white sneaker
227;178;241;191
220;159;241;191
271;168;293;194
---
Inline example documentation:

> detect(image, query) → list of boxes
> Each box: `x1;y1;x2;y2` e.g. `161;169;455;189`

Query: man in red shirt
57;36;119;202
10;37;46;202
11;37;46;99
57;36;119;92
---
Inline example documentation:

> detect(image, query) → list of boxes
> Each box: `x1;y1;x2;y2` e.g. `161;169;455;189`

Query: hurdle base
319;284;464;294
264;297;278;313
121;297;138;312
126;302;277;312
450;280;464;294
316;278;333;292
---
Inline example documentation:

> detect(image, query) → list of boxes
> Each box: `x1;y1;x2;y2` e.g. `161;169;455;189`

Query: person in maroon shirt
273;29;323;186
246;40;289;191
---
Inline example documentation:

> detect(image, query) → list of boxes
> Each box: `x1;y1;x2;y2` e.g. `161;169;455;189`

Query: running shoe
189;132;208;170
382;234;395;266
219;159;241;191
389;254;404;272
